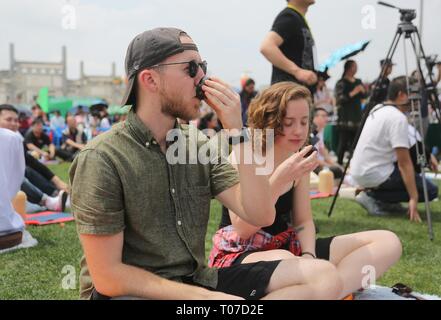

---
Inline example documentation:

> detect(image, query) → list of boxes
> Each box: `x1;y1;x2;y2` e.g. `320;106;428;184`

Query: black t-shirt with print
24;130;51;149
62;128;87;152
270;7;316;86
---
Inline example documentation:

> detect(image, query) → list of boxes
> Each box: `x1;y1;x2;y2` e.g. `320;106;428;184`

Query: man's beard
159;86;201;121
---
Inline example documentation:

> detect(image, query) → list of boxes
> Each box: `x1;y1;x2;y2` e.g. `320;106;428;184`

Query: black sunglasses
151;60;207;78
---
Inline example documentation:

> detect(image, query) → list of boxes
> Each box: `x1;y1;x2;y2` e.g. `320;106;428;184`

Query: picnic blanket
310;190;334;199
354;285;440;300
25;211;74;226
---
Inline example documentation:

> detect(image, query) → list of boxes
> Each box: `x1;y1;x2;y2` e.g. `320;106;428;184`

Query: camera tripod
328;1;441;240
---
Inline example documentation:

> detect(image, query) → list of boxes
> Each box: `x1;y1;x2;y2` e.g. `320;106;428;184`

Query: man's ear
398;90;408;101
137;69;160;93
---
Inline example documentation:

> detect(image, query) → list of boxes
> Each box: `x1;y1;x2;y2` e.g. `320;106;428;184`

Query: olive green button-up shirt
69;110;239;299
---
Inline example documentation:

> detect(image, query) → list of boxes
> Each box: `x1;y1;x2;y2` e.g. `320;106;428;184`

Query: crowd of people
1;0;441;300
0;102;129;250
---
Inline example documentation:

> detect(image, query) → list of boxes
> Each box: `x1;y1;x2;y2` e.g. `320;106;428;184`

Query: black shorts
211;236;335;300
233;236;336;265
215;260;281;300
91;260;281;301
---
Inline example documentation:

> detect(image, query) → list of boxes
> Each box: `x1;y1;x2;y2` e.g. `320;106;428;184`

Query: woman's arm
227;147;319;239
292;174;316;256
227;152;291;239
229;174;295;240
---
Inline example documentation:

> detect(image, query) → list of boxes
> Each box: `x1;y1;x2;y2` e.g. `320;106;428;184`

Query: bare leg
240;249;342;300
329;230;402;299
51;176;69;193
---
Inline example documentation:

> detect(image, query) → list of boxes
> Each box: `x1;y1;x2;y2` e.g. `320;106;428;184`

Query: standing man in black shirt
260;0;318;89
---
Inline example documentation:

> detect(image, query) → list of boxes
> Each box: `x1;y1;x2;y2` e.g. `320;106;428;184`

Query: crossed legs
239;230;402;299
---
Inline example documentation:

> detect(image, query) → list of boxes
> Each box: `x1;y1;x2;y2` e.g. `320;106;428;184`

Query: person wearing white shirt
0;128;26;248
351;76;438;222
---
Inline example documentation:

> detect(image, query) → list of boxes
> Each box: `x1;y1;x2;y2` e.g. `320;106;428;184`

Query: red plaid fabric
208;225;302;268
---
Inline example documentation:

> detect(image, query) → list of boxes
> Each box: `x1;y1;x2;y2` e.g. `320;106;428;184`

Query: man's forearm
95;263;214;300
398;161;419;200
67;139;84;150
27;143;45;155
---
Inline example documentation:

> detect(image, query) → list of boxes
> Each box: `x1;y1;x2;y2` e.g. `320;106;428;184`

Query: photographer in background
351;76;439;222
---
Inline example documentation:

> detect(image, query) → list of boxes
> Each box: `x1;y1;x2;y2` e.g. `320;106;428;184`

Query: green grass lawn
1;162;440;299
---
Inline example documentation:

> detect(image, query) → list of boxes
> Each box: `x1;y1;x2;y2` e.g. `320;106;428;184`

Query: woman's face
350;62;358;76
274;99;310;153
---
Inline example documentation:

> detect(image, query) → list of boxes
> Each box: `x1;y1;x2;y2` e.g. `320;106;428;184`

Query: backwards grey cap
121;27;199;106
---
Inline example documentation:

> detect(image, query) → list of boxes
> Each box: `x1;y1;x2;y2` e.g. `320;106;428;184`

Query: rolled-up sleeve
69;149;125;235
208;137;239;196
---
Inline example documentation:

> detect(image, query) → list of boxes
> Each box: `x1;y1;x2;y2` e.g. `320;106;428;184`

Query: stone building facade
0;43;125;106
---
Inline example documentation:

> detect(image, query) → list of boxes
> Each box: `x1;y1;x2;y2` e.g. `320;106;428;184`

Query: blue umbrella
319;40;370;72
69;105;90;114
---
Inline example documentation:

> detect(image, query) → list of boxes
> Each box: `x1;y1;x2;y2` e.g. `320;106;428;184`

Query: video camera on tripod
328;1;441;241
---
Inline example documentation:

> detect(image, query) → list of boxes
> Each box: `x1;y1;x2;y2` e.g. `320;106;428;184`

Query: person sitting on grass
0;128;25;250
311;107;343;179
58;115;87;162
70;27;343;300
24;118;56;161
209;82;402;300
0;104;69;211
351;76;439;221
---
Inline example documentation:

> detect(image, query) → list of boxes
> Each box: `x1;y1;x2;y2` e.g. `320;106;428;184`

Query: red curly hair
247;81;312;151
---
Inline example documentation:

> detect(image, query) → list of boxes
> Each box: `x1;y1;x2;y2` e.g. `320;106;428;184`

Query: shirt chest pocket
179;185;211;228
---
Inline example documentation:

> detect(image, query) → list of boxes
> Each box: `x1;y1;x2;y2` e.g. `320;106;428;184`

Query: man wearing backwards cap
70;27;336;300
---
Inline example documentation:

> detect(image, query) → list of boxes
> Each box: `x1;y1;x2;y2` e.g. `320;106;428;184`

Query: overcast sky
1;0;440;88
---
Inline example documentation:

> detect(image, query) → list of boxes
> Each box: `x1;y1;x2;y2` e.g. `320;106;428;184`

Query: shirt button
171;188;176;194
145;142;150;147
177;220;182;226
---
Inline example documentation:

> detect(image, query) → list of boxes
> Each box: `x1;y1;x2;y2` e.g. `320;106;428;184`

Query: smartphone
304;146;317;158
